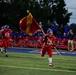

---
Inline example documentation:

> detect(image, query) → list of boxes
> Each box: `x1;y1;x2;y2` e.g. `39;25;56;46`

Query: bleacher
9;35;76;50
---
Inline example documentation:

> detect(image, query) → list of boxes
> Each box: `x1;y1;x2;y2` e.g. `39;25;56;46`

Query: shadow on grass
55;67;76;72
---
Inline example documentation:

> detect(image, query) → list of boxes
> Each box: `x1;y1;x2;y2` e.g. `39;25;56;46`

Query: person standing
68;29;74;51
41;30;56;66
1;25;12;57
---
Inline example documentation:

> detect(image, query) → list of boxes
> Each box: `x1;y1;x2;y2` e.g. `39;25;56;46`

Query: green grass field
0;51;76;75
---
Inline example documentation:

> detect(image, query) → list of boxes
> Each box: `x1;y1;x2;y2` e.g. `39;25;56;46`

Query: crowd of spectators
0;23;76;50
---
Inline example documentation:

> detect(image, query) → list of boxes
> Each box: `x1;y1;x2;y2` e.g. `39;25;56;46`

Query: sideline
7;47;76;56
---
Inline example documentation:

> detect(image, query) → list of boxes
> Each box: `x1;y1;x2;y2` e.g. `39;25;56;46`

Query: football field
0;47;76;75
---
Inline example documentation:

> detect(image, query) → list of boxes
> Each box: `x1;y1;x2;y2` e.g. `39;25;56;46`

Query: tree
53;0;72;25
28;0;72;28
37;0;72;25
0;0;72;31
0;1;9;26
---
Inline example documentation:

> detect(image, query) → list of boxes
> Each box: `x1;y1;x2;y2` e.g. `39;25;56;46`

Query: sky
64;0;76;24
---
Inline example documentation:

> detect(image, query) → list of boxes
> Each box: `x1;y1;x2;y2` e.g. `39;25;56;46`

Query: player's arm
42;36;48;43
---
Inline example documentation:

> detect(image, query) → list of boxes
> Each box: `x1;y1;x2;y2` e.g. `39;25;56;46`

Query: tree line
0;0;72;32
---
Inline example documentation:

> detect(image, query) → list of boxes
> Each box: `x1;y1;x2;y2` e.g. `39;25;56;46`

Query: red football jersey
1;29;12;40
48;35;57;43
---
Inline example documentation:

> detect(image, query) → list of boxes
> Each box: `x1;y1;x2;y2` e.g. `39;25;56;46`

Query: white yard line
0;65;76;73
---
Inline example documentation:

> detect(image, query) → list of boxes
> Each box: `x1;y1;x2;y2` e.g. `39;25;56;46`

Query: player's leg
3;40;8;57
70;40;74;51
68;40;71;51
47;48;53;66
0;47;3;53
41;47;46;57
0;41;3;53
4;48;8;57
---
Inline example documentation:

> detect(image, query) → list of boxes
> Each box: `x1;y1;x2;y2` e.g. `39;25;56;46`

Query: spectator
57;24;64;38
67;29;74;51
51;23;57;36
64;24;70;36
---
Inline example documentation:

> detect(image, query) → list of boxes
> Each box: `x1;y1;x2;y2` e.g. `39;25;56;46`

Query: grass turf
0;51;76;75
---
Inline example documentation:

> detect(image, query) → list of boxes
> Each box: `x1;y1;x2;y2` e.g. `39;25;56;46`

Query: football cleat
5;54;8;57
49;63;53;67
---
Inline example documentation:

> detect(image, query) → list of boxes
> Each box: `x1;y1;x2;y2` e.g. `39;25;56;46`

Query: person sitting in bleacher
64;24;70;37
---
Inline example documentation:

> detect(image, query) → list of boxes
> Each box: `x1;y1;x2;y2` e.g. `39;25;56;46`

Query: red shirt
1;29;12;40
48;35;57;43
43;35;57;47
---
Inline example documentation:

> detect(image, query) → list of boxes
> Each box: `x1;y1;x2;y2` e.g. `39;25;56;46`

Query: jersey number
5;32;10;37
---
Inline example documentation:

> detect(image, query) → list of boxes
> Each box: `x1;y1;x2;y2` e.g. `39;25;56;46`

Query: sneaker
5;54;8;57
49;63;53;67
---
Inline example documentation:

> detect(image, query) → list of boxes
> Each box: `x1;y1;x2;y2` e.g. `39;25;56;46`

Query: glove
10;39;12;42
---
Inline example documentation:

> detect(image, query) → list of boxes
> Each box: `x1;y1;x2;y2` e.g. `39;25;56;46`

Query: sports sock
5;53;7;55
48;57;52;64
1;48;3;52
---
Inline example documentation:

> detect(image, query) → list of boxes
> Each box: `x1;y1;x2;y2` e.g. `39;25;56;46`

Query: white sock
48;57;52;64
1;48;3;52
6;53;7;55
